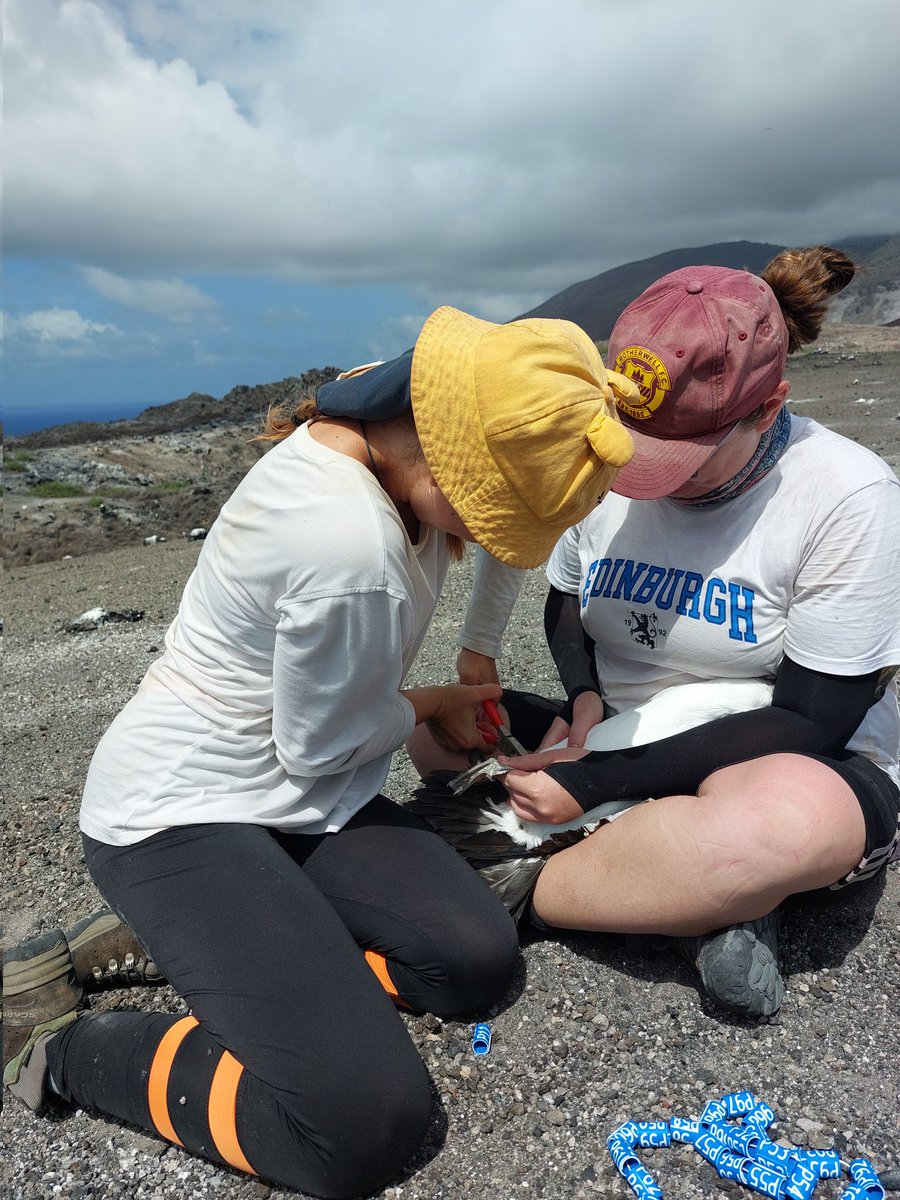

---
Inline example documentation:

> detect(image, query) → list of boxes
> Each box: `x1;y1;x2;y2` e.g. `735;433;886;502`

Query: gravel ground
3;327;900;1199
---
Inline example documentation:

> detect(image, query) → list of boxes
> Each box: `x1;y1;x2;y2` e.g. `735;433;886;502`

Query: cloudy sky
6;0;900;433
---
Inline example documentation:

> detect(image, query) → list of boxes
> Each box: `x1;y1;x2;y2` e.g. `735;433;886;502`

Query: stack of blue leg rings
606;1091;887;1199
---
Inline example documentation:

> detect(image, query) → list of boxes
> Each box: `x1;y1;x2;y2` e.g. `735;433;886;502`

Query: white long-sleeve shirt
81;424;450;845
456;546;527;659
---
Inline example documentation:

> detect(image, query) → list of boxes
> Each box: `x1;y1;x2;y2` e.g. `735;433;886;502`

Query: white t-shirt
81;424;450;845
544;418;900;784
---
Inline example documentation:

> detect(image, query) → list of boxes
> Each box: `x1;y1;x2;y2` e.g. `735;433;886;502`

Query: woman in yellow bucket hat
4;307;634;1197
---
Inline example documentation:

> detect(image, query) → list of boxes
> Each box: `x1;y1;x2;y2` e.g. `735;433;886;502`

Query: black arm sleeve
543;586;600;723
545;655;884;812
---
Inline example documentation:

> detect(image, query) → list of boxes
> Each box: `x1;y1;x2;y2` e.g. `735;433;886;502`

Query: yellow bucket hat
411;306;637;568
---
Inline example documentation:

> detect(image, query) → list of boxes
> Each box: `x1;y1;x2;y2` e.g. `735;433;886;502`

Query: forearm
401;685;455;726
543;586;600;719
402;681;502;754
458;546;526;658
547;659;882;811
547;707;830;808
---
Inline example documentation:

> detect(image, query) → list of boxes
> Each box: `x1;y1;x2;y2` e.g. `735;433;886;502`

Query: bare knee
695;754;865;898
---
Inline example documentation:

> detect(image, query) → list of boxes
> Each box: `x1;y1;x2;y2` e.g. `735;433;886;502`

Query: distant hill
826;234;900;325
516;235;900;339
12;367;340;450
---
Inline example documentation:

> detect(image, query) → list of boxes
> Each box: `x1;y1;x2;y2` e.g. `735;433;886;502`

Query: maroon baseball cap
608;265;789;499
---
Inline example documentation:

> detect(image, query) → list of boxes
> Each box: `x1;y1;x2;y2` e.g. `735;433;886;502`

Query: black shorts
500;689;900;889
797;752;900;888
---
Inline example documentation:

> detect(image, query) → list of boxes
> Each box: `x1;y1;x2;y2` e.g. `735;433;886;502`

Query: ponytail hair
255;386;319;444
761;246;856;354
255;366;342;443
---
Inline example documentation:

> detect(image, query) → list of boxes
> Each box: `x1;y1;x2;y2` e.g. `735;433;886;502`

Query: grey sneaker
66;908;164;991
671;910;784;1018
3;929;85;1111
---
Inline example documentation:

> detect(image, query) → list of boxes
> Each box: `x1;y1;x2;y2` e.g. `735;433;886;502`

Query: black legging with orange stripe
47;797;519;1199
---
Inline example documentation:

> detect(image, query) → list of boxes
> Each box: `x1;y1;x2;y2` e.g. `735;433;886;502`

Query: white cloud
83;267;216;316
10;307;120;342
5;0;900;313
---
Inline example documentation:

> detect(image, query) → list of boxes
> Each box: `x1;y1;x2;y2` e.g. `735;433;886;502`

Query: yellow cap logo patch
613;346;670;420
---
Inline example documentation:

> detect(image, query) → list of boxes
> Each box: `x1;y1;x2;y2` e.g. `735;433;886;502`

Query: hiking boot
670;910;784;1018
4;1022;83;1113
3;929;86;1111
66;908;164;991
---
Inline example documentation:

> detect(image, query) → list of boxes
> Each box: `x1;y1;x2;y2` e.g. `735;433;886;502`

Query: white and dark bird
407;679;773;921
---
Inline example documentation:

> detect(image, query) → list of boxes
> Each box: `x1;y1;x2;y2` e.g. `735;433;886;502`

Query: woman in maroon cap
413;247;900;1019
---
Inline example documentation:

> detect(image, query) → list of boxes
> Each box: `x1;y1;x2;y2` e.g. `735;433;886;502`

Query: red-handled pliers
446;699;527;795
480;699;527;757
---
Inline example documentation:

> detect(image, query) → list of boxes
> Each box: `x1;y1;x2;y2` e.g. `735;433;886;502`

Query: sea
5;401;146;437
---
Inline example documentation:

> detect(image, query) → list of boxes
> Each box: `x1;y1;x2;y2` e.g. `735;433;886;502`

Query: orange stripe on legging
208;1051;256;1175
364;949;411;1008
147;1015;199;1147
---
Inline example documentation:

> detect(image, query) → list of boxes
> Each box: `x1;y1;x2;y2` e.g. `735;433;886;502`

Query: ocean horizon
5;400;153;438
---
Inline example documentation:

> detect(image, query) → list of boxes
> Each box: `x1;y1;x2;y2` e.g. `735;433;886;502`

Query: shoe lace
89;952;160;988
